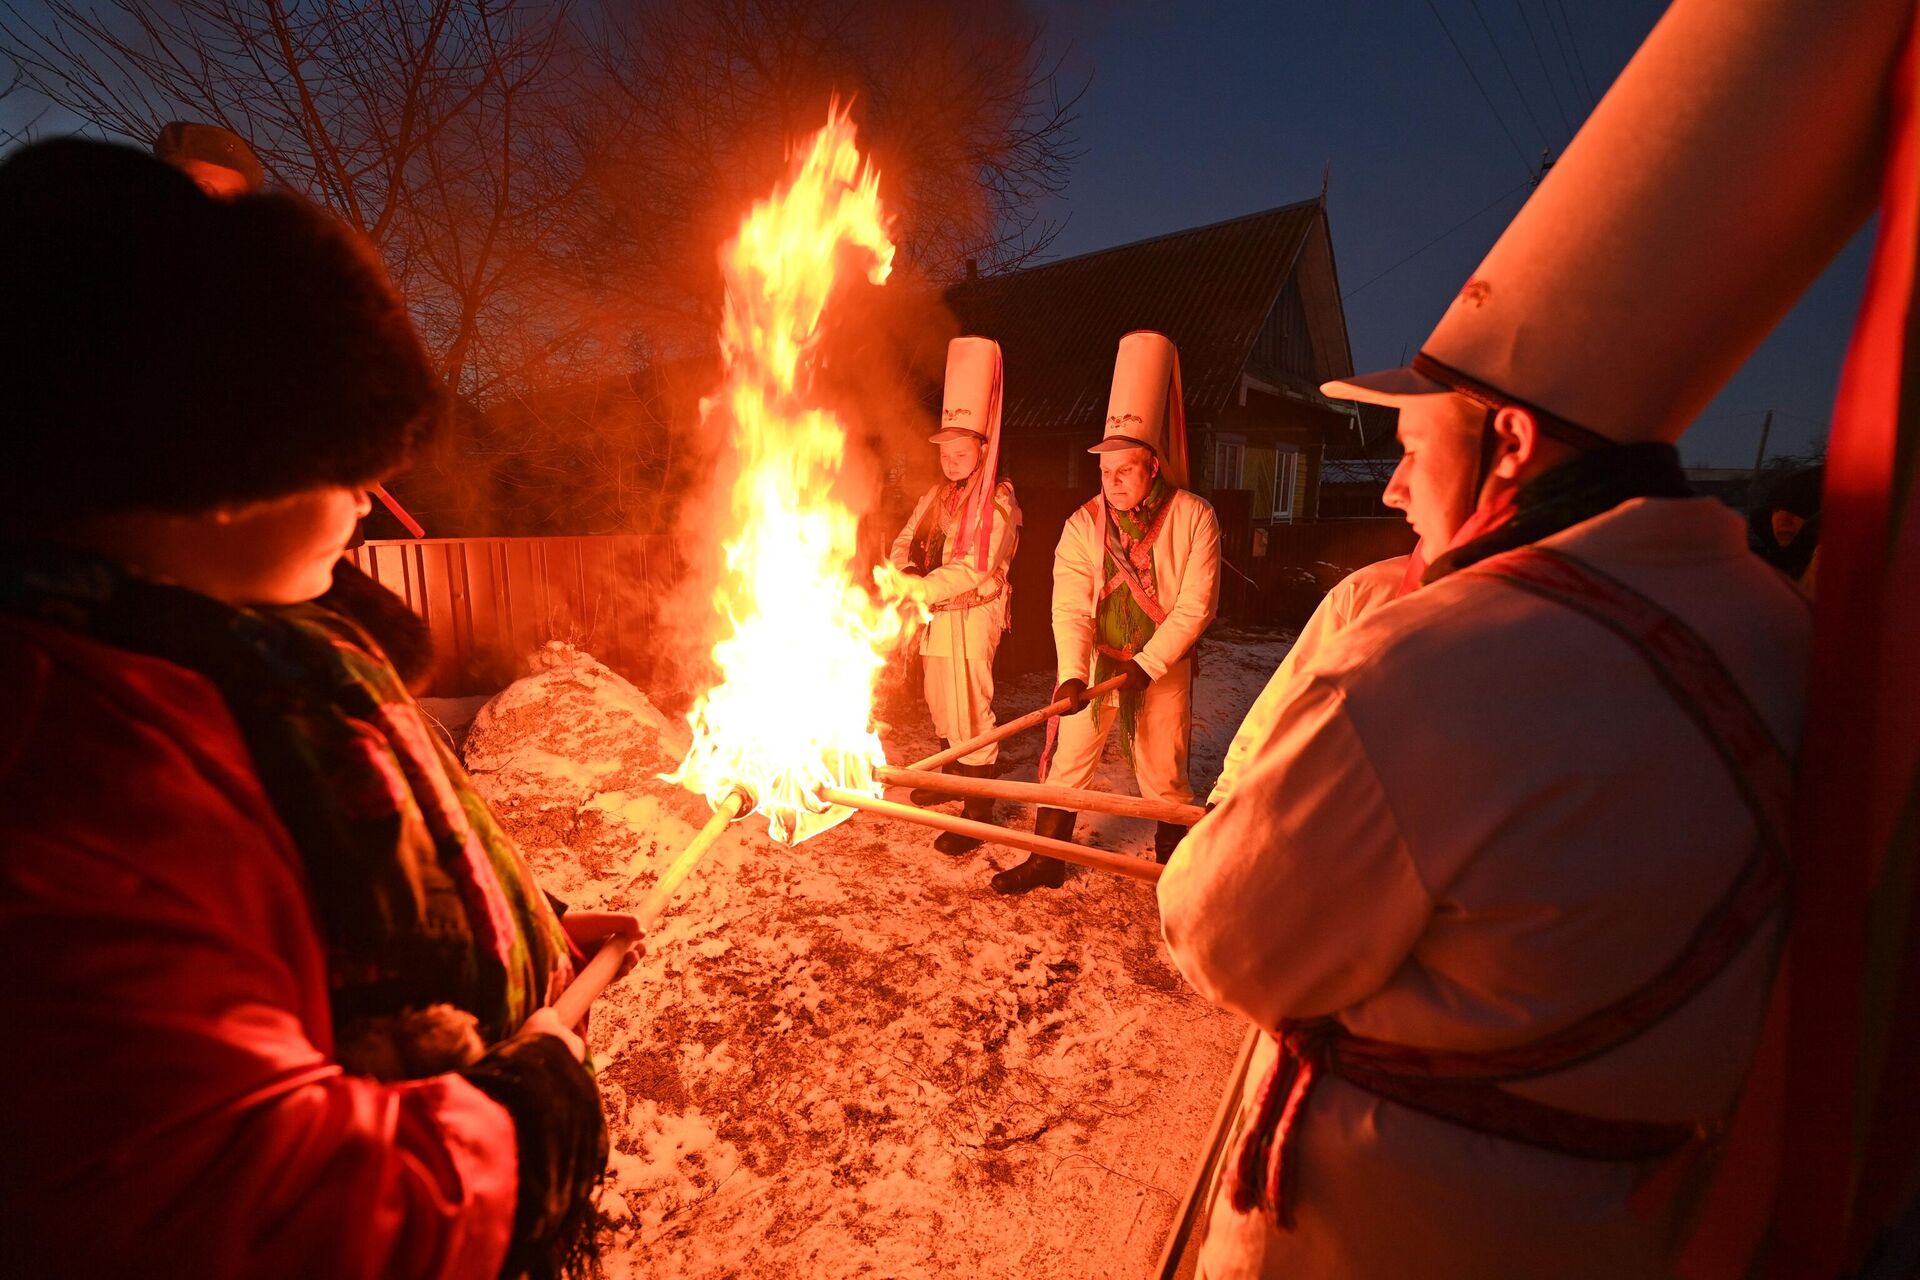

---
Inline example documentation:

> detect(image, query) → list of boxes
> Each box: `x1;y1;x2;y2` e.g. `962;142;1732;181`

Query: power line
1514;0;1574;138
1464;0;1549;150
1543;0;1597;111
1538;0;1591;112
1423;0;1536;178
1342;179;1531;300
1551;0;1602;107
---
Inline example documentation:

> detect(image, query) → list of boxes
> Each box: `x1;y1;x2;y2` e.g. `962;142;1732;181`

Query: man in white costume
992;331;1220;895
1206;555;1404;807
1155;0;1911;1274
889;336;1021;855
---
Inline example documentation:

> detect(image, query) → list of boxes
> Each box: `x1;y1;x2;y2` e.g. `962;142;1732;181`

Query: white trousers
1042;657;1194;804
923;654;999;766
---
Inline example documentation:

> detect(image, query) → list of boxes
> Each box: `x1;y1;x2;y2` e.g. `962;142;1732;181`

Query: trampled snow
466;630;1293;1277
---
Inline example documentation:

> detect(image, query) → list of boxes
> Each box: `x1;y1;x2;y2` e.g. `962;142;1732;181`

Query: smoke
354;0;1078;706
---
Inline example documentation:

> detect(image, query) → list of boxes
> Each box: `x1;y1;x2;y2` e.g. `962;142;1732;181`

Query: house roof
944;200;1342;437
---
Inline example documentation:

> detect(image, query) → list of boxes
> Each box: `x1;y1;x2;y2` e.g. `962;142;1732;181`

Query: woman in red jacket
0;140;628;1279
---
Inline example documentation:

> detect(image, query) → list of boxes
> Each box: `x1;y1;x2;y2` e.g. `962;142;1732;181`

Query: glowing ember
666;103;922;844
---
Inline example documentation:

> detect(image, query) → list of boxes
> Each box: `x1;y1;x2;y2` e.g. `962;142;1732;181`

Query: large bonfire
665;104;922;844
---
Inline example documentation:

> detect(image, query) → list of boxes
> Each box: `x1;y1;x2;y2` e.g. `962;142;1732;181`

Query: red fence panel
348;535;664;695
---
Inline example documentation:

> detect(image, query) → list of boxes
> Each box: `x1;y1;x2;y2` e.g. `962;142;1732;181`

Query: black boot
909;752;958;807
1154;820;1190;866
934;765;997;855
991;806;1073;895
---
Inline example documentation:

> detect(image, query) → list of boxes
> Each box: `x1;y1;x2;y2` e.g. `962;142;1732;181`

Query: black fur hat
0;139;443;522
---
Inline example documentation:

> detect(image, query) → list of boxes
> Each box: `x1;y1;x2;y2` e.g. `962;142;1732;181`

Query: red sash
1228;545;1792;1229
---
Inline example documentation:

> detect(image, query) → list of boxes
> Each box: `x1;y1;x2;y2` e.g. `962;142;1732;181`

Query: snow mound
466;642;1252;1279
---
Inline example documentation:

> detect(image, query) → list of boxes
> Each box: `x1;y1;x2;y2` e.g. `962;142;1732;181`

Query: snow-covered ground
463;628;1293;1279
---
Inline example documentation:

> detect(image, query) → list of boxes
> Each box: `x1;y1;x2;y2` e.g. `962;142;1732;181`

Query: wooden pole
371;482;426;539
1154;1027;1263;1280
1746;409;1775;509
553;787;750;1026
818;785;1163;884
910;672;1130;771
875;765;1205;827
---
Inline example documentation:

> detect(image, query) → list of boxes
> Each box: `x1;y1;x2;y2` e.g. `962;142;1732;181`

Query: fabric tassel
462;1032;609;1280
1228;1051;1294;1216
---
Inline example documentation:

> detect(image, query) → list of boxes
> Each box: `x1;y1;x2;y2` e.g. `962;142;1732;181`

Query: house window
1271;450;1301;521
1213;437;1246;489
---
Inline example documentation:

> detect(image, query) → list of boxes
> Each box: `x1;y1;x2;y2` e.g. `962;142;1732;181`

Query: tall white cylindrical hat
1323;0;1907;446
1089;330;1191;489
930;336;1008;569
929;336;1001;444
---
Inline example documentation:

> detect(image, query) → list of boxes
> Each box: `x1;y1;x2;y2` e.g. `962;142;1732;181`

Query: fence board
346;518;1414;693
348;535;664;695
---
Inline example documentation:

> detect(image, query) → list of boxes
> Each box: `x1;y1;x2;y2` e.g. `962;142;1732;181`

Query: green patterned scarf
1095;475;1171;756
1;542;607;1278
0;542;572;1044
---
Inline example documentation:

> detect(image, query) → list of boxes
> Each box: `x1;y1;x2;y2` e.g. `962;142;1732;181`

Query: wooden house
944;198;1364;526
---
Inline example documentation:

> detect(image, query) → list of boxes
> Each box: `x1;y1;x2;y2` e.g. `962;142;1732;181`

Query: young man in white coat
1207;554;1405;808
992;330;1220;895
1153;0;1912;1274
889;336;1021;854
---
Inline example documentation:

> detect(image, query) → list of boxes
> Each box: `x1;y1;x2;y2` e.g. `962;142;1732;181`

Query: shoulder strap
1343;545;1792;1082
1467;546;1791;850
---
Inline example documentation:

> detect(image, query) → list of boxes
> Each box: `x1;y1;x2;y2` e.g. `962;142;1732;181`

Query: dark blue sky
1031;0;1872;466
2;2;1872;466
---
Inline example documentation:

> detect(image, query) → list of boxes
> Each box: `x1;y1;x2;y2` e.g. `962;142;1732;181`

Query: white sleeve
1051;511;1097;685
1160;676;1433;1028
888;493;928;572
917;486;1016;605
1137;501;1221;680
1206;558;1406;805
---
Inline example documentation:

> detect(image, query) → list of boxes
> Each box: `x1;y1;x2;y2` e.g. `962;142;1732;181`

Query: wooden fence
349;534;674;695
352;509;1414;692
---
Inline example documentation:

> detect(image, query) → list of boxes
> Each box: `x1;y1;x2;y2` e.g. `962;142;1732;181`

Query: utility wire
1423;0;1536;178
1342;179;1531;300
1542;0;1595;111
1514;0;1575;138
1465;0;1550;150
1552;0;1602;107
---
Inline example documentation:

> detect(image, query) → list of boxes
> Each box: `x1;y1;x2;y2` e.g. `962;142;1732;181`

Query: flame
666;103;922;844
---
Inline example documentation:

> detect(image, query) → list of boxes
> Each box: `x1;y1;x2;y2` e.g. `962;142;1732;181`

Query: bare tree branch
0;0;1082;533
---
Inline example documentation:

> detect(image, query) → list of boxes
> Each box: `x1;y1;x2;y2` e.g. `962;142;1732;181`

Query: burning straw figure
0;141;633;1278
1158;0;1918;1275
994;331;1221;894
889;336;1021;853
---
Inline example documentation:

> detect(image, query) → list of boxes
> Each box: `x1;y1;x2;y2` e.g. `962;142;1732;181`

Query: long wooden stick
818;786;1162;884
371;483;425;539
1154;1027;1262;1280
553;788;749;1027
876;765;1205;827
910;672;1131;771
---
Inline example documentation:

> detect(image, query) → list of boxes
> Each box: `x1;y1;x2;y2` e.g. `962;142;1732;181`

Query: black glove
1119;659;1152;691
900;565;924;578
1051;678;1088;711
